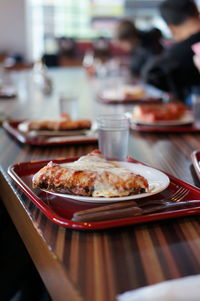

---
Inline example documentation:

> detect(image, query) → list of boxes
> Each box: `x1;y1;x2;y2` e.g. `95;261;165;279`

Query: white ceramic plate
132;111;194;126
43;162;170;203
100;85;146;101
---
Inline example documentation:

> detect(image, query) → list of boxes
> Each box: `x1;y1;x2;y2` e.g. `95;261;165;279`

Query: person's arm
141;51;179;95
130;47;151;77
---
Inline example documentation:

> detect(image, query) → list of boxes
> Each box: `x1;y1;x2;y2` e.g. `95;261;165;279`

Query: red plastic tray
97;94;162;104
191;150;200;181
130;123;200;133
3;120;98;146
7;156;200;230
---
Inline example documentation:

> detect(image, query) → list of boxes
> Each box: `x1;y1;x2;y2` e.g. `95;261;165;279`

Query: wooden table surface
1;67;200;301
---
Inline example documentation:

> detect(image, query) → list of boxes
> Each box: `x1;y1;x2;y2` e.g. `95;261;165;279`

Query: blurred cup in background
59;93;78;119
96;114;129;161
192;88;200;128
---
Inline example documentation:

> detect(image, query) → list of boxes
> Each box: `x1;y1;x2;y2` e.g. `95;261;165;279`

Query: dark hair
160;0;199;25
115;19;139;41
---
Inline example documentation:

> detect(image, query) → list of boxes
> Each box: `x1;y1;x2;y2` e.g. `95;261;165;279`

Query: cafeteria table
0;67;200;301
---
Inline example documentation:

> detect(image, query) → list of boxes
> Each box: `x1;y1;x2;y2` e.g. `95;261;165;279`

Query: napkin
117;275;200;301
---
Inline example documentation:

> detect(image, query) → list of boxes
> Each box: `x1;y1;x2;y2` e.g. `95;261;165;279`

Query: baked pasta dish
101;85;146;101
18;114;91;132
32;151;149;198
122;85;145;100
132;102;187;123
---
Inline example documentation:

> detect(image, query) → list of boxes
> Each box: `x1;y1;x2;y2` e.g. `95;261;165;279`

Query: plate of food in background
131;102;193;126
98;84;163;104
3;114;97;145
126;102;198;133
0;85;17;99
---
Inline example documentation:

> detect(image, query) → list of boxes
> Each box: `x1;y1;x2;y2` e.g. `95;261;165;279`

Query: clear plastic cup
59;93;78;119
96;114;129;161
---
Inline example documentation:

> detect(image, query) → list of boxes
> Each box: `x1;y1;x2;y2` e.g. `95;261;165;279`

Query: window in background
27;0;125;60
27;0;174;61
91;0;125;34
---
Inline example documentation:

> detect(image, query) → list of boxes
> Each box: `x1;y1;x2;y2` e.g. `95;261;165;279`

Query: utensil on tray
72;188;190;222
26;129;91;137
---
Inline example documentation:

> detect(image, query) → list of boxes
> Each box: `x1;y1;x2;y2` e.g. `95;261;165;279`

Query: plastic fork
139;187;189;208
72;187;192;222
168;187;189;202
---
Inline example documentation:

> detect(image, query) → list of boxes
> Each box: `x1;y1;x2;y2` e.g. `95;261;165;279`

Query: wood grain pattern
0;68;200;301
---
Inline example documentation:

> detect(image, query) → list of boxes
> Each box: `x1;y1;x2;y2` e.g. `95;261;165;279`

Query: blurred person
57;37;77;58
42;37;78;67
92;36;111;62
142;0;200;102
115;19;164;77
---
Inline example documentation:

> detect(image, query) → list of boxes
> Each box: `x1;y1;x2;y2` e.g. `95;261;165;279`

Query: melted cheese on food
61;154;129;176
59;154;148;197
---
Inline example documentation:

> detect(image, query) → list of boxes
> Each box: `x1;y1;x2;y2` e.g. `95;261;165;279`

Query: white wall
0;0;27;60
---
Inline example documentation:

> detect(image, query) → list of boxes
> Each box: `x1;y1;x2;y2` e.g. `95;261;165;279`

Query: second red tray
3;120;98;146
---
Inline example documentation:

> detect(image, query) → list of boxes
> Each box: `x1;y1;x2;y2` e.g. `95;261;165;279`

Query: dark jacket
142;31;200;101
130;28;164;76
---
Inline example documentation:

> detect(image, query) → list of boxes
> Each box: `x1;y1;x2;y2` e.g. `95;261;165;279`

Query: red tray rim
3;120;98;146
130;123;200;133
97;94;162;104
7;156;200;231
